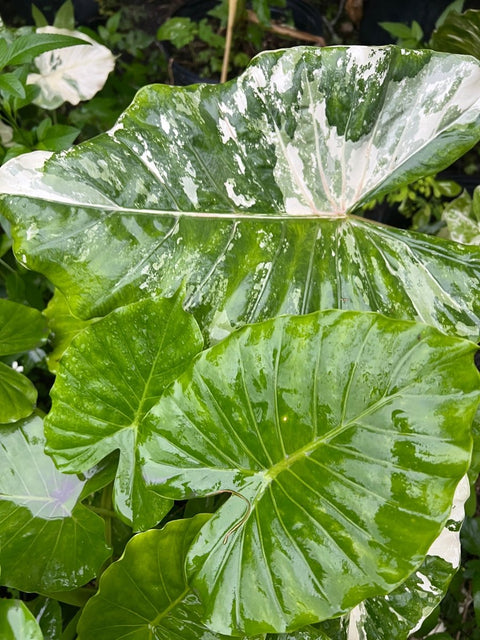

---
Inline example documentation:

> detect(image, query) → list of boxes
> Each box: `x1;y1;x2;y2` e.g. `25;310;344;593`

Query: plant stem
247;10;325;45
86;504;118;519
220;0;238;83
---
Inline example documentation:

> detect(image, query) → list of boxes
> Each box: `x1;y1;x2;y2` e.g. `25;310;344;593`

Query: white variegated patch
27;27;115;109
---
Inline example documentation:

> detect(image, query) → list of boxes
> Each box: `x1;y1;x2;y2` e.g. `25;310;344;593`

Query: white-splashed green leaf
27;27;115;109
442;187;480;245
1;47;480;339
140;310;478;636
0;415;110;591
45;293;203;530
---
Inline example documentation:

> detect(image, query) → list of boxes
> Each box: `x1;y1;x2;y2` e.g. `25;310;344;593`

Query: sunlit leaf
141;310;478;635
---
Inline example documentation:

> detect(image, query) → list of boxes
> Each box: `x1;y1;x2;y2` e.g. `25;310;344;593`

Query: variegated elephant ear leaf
0;46;480;339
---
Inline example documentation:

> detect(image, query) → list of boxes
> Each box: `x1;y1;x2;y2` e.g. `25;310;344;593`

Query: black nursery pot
162;0;324;85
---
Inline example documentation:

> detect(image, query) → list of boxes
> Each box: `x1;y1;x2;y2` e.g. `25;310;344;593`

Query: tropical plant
1;44;480;638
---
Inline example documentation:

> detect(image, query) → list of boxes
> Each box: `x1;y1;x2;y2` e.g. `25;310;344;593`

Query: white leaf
27;27;115;109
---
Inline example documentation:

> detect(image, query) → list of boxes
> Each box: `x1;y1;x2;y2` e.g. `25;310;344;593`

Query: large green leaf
140;310;478;635
0;600;43;640
45;294;203;530
1;47;480;338
441;188;480;245
0;415;110;592
77;515;248;640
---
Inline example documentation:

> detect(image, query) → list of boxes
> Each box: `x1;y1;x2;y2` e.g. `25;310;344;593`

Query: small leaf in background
431;9;480;60
0;360;37;423
0;72;26;100
0;415;111;592
31;4;48;28
27;597;62;639
45;294;203;530
35;123;80;151
27;27;115;109
53;0;75;30
0;298;48;354
142;310;478;635
157;17;198;48
442;189;480;245
0;599;43;640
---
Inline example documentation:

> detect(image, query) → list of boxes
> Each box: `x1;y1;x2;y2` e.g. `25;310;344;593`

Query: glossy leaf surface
45;294;203;529
141;311;478;635
77;515;247;640
0;416;110;592
0;600;43;640
1;47;480;338
318;476;470;639
0;360;37;423
0;298;48;355
431;9;480;60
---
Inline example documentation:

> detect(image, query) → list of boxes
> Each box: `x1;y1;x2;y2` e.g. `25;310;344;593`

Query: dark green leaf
77;515;247;640
35;124;80;152
0;360;37;423
6;33;86;66
431;9;480;60
141;311;478;635
28;597;62;640
0;298;48;355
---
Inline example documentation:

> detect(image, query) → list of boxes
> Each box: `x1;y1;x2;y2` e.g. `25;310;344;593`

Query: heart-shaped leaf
140;310;478;635
77;515;246;640
0;415;110;592
45;293;203;530
1;47;480;338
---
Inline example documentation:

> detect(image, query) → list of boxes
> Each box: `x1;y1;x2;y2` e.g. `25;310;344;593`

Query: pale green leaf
141;311;478;635
45;294;203;530
0;415;111;592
